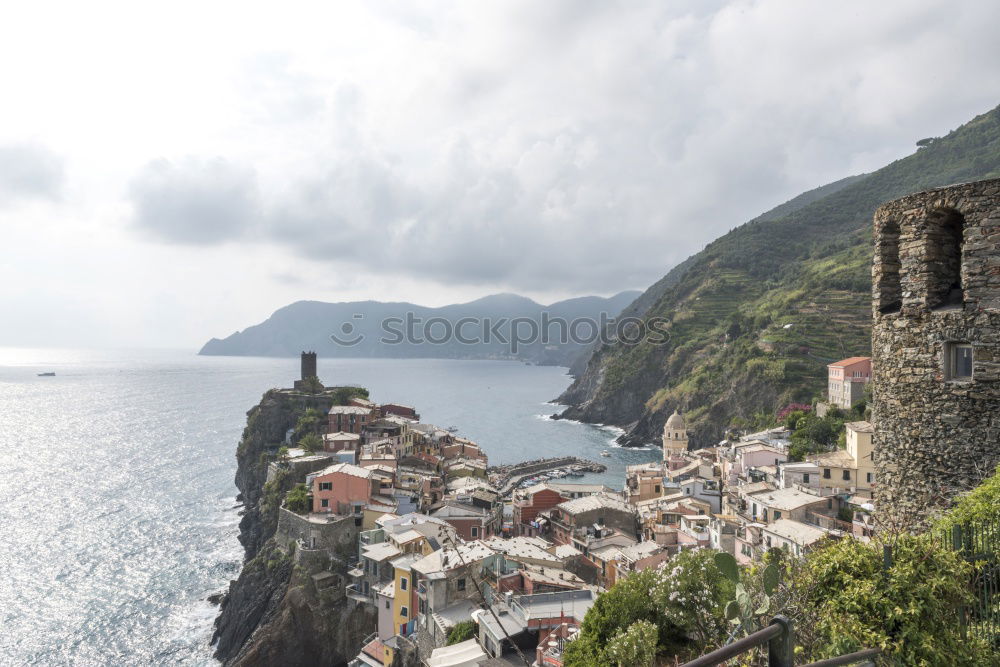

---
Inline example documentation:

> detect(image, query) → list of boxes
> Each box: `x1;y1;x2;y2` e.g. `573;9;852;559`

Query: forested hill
557;104;1000;448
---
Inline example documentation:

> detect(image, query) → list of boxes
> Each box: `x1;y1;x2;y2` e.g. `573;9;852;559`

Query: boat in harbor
600;450;611;457
37;372;56;377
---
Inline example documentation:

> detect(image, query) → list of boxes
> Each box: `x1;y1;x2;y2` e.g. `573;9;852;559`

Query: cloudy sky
2;0;999;349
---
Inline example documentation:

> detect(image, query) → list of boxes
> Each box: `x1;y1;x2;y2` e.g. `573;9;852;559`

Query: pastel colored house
827;356;872;409
311;463;379;514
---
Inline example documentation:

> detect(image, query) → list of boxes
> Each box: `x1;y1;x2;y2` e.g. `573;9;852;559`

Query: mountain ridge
200;290;641;366
557;103;1000;448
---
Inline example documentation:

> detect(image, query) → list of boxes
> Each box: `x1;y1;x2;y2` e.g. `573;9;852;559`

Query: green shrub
284;483;310;514
794;534;990;665
446;620;476;645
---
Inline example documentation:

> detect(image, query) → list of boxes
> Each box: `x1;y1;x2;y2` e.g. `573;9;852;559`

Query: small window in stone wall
877;219;902;313
944;342;974;382
926;208;965;309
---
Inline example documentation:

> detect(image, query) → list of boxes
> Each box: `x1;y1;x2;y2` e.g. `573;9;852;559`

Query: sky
2;0;999;349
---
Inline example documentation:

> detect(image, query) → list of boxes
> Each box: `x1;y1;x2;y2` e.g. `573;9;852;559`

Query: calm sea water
0;348;658;665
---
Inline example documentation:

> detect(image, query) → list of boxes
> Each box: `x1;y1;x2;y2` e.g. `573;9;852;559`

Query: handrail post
768;615;793;667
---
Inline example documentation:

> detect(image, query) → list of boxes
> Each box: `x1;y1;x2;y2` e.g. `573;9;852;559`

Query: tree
605;619;658;667
299;375;323;393
564;568;688;666
446;620;476;645
294;407;324;441
298;432;322;454
284;484;310;514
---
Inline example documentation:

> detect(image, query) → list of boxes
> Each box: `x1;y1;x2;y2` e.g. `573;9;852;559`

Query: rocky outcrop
213;386;376;666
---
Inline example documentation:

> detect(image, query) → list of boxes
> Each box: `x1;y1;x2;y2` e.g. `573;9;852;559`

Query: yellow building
805;421;874;497
390;554;421;637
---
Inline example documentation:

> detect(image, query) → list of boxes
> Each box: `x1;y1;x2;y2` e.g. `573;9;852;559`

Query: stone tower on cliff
662;410;689;462
871;178;1000;526
293;351;322;391
301;351;317;381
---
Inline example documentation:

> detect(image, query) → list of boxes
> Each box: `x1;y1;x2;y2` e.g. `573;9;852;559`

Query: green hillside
558;104;1000;447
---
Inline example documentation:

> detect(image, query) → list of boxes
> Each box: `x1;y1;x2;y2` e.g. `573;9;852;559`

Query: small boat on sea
446;426;459;433
37;372;56;377
600;450;611;457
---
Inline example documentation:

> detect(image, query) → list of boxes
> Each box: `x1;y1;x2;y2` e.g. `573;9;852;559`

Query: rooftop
763;518;832;546
753;487;826;512
328;405;372;415
806;449;856;468
314;462;374;480
828;356;871;368
557;493;635;516
845;421;874;434
482;536;561;563
324;431;361;441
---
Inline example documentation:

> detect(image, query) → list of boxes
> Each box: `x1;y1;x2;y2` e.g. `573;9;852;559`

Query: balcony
346;583;373;604
348;562;365;578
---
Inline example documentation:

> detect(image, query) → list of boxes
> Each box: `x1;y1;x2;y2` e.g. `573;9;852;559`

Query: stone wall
275;508;359;559
871;178;1000;526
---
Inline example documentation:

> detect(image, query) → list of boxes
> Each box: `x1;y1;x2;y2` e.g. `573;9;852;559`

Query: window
654;485;661;494
400;606;408;618
319;482;332;491
400;577;408;591
823;468;831;479
457;578;466;591
842;470;851;481
802;473;810;484
321;498;329;508
773;511;781;520
385;600;390;609
926;208;964;309
867;472;873;484
945;342;974;381
471;526;479;538
877;219;902;313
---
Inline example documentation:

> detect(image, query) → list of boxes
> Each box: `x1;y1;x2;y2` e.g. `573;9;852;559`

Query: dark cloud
128;158;259;245
0;143;64;205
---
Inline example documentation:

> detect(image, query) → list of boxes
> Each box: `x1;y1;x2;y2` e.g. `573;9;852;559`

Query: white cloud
1;0;999;347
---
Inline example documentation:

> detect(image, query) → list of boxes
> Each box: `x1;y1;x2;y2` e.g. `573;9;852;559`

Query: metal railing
680;616;878;667
681;616;792;667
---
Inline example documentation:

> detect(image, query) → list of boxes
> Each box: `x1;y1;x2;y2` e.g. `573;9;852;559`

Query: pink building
311;463;378;514
827;357;872;409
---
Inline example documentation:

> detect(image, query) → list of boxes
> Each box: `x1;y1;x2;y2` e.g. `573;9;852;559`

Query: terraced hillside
557;104;1000;448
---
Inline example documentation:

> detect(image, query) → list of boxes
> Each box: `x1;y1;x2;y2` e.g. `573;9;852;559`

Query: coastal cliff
557;105;1000;448
213;388;376;666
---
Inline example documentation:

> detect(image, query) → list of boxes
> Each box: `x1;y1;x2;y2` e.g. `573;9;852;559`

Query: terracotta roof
828;356;871;367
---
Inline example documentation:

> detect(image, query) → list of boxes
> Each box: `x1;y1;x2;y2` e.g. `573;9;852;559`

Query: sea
0;348;659;666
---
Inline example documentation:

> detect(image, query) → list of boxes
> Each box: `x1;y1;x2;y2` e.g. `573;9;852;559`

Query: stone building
871;178;1000;526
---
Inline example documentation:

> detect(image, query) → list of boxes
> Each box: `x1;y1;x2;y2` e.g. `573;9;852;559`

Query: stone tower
662;410;689;462
301;351;317;381
871;178;1000;526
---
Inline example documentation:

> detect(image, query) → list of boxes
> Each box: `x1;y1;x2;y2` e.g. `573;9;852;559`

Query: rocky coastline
212;387;376;666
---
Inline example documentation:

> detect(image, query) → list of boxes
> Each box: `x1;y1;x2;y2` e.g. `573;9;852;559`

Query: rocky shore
212;387;376;666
